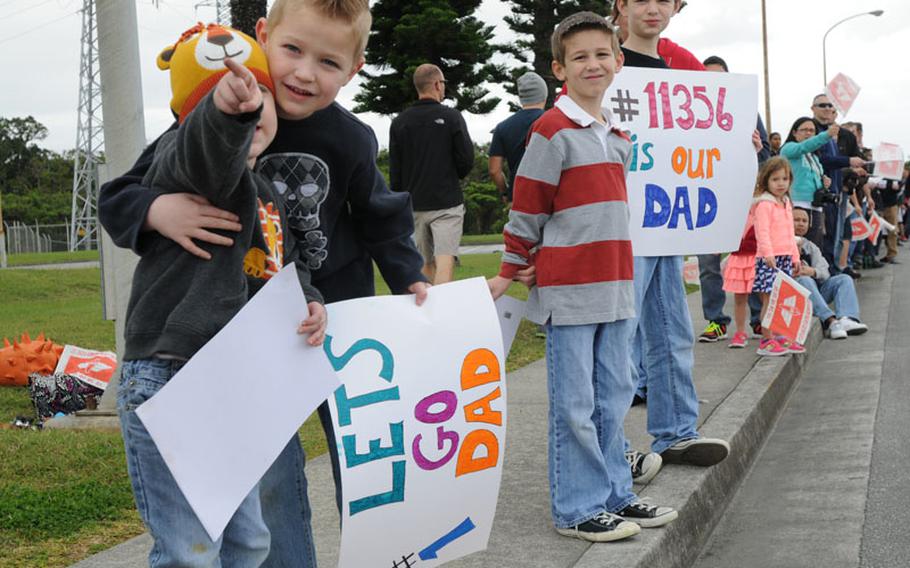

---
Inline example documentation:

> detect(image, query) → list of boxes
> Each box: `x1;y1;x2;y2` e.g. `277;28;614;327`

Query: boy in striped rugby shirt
488;11;676;543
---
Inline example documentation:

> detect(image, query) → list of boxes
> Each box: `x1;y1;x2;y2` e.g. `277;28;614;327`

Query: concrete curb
576;324;824;568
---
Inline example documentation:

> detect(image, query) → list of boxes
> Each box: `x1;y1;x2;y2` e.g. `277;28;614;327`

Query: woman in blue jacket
781;117;836;246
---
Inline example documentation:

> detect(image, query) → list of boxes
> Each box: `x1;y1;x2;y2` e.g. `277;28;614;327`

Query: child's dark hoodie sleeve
97;125;174;255
143;93;258;209
348;129;428;293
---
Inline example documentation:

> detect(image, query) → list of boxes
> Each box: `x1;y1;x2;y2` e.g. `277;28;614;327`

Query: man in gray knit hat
489;72;548;203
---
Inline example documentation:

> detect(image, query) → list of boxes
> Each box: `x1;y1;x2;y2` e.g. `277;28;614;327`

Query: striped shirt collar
555;94;615;130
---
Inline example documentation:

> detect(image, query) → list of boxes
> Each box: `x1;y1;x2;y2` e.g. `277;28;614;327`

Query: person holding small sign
489;12;677;543
747;157;803;356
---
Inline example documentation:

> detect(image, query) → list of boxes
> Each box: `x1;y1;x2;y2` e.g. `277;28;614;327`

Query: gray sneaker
626;450;662;484
661;437;730;466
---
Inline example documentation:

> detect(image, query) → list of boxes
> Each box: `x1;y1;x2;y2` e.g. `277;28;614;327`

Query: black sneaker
625;450;662;484
556;512;641;542
751;322;763;339
661;437;730;466
698;321;728;342
617;501;678;528
843;267;863;279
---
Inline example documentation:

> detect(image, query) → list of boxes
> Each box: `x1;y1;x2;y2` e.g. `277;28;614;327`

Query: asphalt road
693;258;910;568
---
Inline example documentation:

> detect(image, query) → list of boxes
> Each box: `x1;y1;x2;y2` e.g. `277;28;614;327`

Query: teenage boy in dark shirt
614;0;729;483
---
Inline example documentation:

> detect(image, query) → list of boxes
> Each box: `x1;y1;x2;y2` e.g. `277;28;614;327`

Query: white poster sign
326;277;506;568
137;265;340;541
54;345;117;390
826;72;861;116
495;295;526;355
873;143;904;180
606;67;759;256
682;256;700;286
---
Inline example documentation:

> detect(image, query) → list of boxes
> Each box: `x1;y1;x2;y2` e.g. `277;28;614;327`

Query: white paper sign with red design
682;256;700;286
761;272;814;344
327;277;506;568
825;73;861;116
54;345;117;390
846;204;873;242
873;143;905;180
867;210;896;243
604;67;759;255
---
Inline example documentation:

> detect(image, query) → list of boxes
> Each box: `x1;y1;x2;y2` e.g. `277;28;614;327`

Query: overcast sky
2;0;907;158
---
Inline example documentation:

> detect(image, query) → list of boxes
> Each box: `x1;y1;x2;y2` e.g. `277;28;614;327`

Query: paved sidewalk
72;281;819;568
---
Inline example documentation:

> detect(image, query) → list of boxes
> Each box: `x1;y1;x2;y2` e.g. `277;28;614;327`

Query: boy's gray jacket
123;94;322;361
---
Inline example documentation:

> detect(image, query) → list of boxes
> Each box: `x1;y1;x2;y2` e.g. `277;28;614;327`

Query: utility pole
196;0;232;26
760;0;772;132
48;0;145;428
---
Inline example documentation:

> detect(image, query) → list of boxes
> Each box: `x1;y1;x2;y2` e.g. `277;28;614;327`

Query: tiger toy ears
156;22;274;122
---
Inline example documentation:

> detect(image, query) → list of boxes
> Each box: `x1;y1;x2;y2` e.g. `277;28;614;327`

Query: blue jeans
118;359;270;568
797;274;860;322
630;256;700;453
697;253;731;325
545;319;637;528
697;254;763;326
258;402;338;567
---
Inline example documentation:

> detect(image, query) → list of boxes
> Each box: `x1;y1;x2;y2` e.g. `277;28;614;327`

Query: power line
0;9;79;46
0;0;60;21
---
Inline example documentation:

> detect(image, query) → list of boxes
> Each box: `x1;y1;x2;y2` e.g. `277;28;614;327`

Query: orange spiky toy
0;333;65;387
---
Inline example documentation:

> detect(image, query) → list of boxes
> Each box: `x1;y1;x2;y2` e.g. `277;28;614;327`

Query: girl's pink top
752;193;800;265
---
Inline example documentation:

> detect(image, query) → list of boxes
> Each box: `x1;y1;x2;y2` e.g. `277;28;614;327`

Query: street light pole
760;0;772;131
823;10;884;85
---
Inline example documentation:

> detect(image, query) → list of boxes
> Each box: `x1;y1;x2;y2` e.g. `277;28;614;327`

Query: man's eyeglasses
814;103;835;109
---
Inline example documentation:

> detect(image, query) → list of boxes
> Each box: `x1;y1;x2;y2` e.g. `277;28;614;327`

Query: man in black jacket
389;63;474;284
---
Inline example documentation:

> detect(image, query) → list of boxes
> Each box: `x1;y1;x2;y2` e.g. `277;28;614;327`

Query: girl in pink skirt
722;217;757;349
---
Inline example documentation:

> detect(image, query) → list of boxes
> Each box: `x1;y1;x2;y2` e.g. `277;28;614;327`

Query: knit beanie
157;23;275;123
517;72;548;106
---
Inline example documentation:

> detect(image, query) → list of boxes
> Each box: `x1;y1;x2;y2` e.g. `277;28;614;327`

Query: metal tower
196;0;232;26
70;0;103;251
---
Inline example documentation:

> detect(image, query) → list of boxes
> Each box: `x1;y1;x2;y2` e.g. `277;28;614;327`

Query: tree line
0;116;75;225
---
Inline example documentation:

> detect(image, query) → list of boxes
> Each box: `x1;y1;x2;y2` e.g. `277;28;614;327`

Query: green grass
460;233;504;245
0;254;543;567
6;250;99;267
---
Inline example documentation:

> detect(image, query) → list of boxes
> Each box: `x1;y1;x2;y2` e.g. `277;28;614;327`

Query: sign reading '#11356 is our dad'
604;67;759;256
326;278;506;567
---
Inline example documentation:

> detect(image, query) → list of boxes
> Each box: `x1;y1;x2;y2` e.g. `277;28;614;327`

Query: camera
812;189;837;207
864;161;876;175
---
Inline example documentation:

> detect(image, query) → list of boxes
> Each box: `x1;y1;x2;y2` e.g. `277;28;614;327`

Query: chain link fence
1;221;84;254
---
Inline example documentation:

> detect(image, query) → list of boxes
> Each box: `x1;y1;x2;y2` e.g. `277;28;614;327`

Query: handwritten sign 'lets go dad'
604;67;759;256
326;278;506;567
